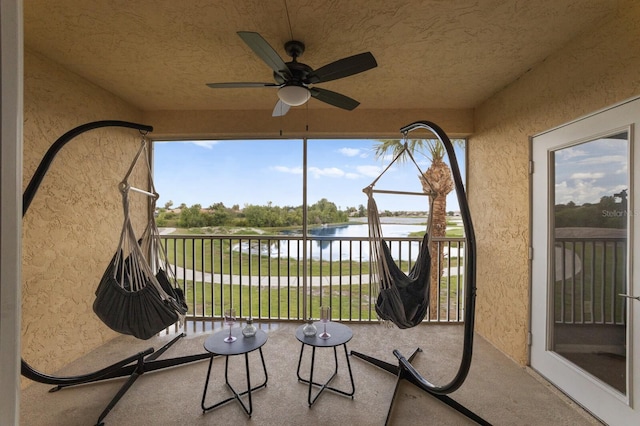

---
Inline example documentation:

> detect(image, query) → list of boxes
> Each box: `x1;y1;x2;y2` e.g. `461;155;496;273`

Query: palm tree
373;138;459;319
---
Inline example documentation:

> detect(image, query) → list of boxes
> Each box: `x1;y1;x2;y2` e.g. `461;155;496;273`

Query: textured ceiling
24;0;617;113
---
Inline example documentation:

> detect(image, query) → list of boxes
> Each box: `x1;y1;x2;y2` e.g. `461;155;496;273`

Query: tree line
156;198;364;228
555;194;627;229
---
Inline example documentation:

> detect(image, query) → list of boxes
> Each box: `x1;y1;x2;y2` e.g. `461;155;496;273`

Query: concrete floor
20;322;602;426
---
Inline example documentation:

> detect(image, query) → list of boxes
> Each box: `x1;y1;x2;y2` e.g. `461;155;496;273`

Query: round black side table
201;328;268;417
295;321;355;406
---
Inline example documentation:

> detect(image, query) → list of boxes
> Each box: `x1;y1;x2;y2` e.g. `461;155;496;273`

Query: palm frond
374;138;463;163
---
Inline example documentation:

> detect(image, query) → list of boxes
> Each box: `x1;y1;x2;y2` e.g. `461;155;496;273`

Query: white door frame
531;97;640;425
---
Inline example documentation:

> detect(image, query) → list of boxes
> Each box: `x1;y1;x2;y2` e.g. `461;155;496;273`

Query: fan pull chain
306;97;309;133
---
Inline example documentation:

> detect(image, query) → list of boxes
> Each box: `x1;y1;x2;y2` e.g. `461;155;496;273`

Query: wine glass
319;306;331;339
223;308;236;343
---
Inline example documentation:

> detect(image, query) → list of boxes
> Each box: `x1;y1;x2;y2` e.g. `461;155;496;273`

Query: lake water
233;222;429;262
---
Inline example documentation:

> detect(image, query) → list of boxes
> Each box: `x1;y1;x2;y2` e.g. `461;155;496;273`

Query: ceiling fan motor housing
284;40;305;58
273;40;312;86
276;61;312;85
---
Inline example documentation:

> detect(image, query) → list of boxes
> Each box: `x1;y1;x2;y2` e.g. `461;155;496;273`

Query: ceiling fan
206;31;377;116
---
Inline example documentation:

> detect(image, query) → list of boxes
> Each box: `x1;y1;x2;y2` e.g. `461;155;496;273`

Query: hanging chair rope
135;140;188;314
364;139;437;328
93;137;186;339
115;139;169;299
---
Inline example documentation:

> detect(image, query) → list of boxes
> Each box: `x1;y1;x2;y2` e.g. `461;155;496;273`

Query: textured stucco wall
470;1;640;365
22;50;146;382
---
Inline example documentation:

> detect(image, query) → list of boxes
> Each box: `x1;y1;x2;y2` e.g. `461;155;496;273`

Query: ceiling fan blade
206;82;279;89
305;52;377;84
237;31;291;80
272;100;291;117
309;88;360;110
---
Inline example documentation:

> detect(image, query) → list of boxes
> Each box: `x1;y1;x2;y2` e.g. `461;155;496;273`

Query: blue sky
153;138;465;212
554;134;628;205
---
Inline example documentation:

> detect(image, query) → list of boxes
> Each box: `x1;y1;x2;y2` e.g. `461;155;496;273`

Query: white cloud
188;140;219;149
308;167;345;178
578;154;626;166
615;165;628;174
555;147;588;160
570;172;605;180
555;180;610;205
275;164;376;180
338;147;372;159
356;165;382;178
338;147;360;157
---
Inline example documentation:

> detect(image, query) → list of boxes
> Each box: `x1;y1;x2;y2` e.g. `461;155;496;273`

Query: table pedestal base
296;343;355;407
201;348;268;417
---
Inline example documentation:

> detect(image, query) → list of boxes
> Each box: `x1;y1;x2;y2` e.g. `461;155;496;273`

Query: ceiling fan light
277;85;311;106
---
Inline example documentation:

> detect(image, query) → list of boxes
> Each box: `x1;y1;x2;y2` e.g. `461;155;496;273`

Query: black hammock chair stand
21;121;210;426
350;121;491;426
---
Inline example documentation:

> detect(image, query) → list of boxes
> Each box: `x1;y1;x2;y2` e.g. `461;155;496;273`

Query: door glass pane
552;131;628;394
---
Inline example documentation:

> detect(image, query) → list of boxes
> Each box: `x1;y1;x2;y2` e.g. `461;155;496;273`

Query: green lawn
182;280;378;321
180;275;462;322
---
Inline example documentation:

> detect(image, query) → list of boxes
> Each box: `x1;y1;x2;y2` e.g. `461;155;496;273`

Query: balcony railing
160;234;466;323
555;236;627;325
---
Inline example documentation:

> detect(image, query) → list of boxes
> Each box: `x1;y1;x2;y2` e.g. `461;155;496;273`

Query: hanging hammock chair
371;232;431;328
21;121;209;426
363;143;436;329
93;138;187;340
352;121;490;426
